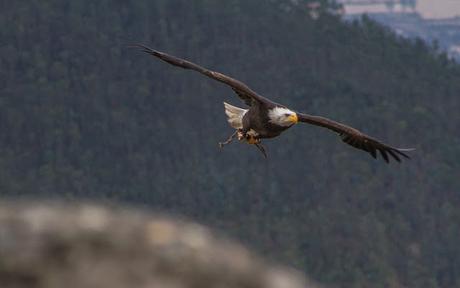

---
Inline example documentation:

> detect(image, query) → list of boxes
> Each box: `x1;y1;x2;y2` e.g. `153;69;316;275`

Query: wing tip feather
128;43;158;56
394;147;415;159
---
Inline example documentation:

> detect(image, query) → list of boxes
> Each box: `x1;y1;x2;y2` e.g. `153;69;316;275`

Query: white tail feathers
223;102;247;129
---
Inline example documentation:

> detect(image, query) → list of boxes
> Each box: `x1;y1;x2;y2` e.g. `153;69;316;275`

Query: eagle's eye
284;113;290;117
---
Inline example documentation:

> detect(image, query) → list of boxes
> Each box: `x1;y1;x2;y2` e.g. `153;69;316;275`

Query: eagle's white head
268;107;299;127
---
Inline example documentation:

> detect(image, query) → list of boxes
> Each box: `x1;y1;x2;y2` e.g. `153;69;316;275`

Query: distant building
336;0;416;13
306;1;345;19
338;0;460;60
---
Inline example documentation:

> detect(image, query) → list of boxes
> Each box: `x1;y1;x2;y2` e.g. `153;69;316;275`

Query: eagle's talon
237;130;245;141
219;130;238;148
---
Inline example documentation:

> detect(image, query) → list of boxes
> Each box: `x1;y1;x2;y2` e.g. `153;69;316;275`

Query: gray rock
0;202;314;288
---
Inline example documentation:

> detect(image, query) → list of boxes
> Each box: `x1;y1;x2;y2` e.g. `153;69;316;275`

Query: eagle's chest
243;107;289;138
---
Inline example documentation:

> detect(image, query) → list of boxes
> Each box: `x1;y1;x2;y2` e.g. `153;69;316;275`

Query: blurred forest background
1;0;460;287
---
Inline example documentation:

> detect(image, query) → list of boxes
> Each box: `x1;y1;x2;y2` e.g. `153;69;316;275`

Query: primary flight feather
133;44;414;163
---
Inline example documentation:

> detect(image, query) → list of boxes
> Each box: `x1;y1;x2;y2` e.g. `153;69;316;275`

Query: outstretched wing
297;113;414;163
132;44;274;107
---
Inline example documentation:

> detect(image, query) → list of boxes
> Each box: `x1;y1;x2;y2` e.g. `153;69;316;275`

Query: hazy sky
344;0;460;19
417;0;460;19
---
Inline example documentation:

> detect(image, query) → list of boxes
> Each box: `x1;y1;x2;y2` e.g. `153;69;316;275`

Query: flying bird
133;44;414;163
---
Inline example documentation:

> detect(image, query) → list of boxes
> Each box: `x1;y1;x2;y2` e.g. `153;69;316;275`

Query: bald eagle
133;44;414;163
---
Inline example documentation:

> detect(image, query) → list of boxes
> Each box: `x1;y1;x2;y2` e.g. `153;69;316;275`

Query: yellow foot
237;131;260;144
246;136;260;145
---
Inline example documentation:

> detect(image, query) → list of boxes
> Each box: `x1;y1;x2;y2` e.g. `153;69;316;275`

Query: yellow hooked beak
288;113;298;124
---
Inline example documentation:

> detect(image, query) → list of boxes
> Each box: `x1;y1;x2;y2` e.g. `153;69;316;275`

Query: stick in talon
255;143;268;158
219;131;237;148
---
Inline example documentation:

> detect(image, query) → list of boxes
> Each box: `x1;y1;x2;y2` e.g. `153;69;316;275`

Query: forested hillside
1;1;460;287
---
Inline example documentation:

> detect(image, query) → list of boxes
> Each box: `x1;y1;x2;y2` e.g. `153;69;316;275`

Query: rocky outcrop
0;202;314;288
